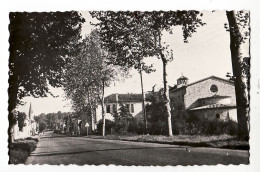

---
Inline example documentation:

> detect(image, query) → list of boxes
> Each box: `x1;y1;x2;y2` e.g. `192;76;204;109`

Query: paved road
26;132;249;165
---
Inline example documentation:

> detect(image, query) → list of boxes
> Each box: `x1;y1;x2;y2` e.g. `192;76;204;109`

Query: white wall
12;119;32;140
96;102;145;123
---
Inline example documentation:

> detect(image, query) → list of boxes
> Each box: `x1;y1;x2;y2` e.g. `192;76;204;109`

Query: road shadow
38;143;89;148
30;146;185;157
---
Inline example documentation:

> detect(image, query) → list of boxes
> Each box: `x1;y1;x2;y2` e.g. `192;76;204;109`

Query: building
96;93;149;123
169;75;237;122
12;103;38;140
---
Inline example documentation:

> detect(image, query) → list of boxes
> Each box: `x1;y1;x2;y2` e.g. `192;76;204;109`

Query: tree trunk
101;80;106;136
8;79;19;144
157;31;173;137
139;68;148;133
226;11;249;140
162;58;173;137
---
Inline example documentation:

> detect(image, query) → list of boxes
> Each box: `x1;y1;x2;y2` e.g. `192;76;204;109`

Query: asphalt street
26;132;249;165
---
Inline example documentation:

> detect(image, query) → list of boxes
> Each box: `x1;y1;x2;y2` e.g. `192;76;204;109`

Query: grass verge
9;137;39;164
85;134;249;150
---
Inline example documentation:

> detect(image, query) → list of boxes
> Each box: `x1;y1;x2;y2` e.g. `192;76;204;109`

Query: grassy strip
85;134;249;150
9;137;39;164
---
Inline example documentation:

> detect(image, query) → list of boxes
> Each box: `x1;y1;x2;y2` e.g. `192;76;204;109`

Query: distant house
96;93;150;123
169;75;237;121
62;111;94;135
12;103;38;140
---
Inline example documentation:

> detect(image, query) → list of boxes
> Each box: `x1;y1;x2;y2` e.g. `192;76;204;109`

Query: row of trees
89;11;250;139
34;111;73;132
62;30;128;136
88;11;205;136
9;11;250;141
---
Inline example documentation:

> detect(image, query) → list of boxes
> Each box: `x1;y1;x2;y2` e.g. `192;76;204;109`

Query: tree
17;112;27;131
113;102;135;133
91;11;204;136
63;30;128;136
225;11;250;140
9;12;85;112
90;11;156;133
39;122;47;133
8;12;85;143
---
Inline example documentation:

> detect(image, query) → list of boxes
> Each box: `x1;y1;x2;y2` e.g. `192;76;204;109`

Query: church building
169;75;237;122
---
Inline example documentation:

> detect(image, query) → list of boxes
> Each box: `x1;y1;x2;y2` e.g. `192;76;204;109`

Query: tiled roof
104;93;150;103
190;104;236;111
178;75;188;80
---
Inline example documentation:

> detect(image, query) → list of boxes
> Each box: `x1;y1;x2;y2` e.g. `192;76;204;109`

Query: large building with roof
169;75;237;121
96;93;149;123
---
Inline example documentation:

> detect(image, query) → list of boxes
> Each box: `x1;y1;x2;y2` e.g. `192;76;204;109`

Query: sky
16;11;249;116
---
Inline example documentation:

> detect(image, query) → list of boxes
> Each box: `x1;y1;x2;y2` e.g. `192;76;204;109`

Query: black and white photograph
2;0;260;171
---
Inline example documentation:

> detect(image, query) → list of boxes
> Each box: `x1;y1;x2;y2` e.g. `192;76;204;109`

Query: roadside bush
172;112;238;136
9;139;38;164
127;120;145;134
9;148;29;164
97;119;115;135
25;137;39;142
53;129;61;134
12;140;38;152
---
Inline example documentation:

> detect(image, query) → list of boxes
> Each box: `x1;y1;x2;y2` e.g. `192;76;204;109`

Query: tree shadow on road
30;146;184;157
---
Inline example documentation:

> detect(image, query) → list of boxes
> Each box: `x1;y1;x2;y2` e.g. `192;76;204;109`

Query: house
62;110;94;135
96;93;150;123
169;75;237;122
12;103;38;140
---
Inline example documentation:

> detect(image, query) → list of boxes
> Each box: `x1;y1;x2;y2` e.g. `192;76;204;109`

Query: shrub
12;140;37;152
97;119;115;135
9;139;38;164
25;137;39;142
171;112;238;136
9;148;30;164
53;129;61;134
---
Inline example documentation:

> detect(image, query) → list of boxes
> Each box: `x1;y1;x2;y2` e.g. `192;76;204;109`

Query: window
216;113;220;119
106;105;111;113
210;84;218;93
131;104;134;113
126;104;130;112
113;104;116;113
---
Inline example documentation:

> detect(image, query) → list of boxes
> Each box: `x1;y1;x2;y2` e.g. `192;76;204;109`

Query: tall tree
63;30;127;136
8;12;85;143
9;12;85;111
91;11;204;136
226;11;250;140
90;12;157;132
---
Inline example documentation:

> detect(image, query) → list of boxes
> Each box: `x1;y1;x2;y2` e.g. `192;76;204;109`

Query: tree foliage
39;122;47;133
8;12;85;112
112;102;136;133
63;29;128;136
91;11;204;136
17;112;27;131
